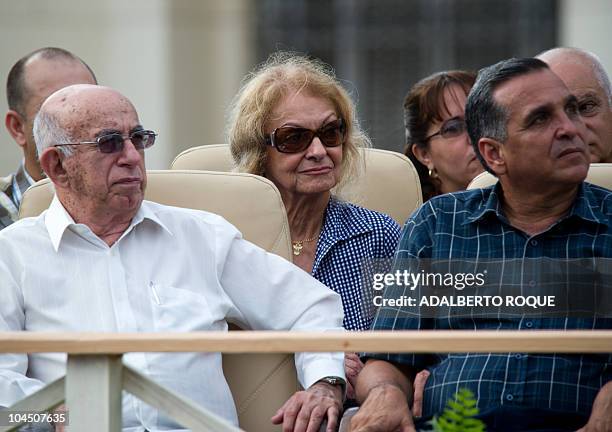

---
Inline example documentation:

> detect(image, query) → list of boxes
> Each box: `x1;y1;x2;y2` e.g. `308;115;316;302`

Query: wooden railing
1;330;611;432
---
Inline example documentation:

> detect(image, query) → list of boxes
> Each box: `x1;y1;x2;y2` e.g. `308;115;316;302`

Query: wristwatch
316;376;347;397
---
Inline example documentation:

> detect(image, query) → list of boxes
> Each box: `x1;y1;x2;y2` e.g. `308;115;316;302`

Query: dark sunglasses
265;119;346;153
54;130;157;154
425;117;466;141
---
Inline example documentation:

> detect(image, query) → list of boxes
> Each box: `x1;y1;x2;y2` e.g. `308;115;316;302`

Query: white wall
1;0;611;177
0;0;253;175
559;0;612;72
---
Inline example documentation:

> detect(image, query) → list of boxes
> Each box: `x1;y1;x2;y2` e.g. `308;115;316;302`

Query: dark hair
465;57;549;173
403;70;476;201
6;47;97;117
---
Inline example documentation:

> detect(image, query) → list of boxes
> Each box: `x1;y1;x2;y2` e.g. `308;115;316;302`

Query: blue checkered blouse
367;182;612;419
313;198;400;330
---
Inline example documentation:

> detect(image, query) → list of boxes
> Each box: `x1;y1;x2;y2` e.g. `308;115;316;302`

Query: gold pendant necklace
292;235;318;256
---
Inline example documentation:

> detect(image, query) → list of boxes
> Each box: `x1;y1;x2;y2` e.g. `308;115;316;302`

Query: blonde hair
227;52;370;193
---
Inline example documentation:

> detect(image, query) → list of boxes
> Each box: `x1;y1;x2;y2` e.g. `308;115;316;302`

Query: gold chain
292;235;318;256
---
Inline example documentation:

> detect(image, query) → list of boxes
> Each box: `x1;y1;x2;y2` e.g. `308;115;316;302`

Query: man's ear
5;110;28;149
478;138;506;176
411;143;434;171
39;147;70;188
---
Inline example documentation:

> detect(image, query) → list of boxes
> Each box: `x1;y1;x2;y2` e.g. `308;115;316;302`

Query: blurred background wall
0;0;610;175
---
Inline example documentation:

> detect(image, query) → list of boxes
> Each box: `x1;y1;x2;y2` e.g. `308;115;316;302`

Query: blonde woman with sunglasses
228;52;400;402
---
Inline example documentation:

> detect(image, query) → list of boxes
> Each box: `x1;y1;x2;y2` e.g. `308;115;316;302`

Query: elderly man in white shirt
0;84;346;432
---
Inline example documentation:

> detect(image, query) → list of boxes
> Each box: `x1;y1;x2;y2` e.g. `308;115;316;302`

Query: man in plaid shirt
1;47;96;230
350;58;612;431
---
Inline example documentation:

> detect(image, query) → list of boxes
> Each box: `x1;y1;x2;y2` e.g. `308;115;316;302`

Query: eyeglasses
54;130;157;154
265;119;346;154
425;117;466;141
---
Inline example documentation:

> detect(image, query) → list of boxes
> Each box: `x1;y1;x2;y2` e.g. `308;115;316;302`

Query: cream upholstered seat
467;163;612;190
346;148;422;225
172;143;234;172
171;144;422;225
19;170;298;432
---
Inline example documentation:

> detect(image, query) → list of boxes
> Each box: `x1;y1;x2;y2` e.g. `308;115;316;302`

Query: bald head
538;48;611;105
7;47;97;116
34;84;138;156
537;47;612;162
35;84;147;232
41;84;134;116
5;48;97;180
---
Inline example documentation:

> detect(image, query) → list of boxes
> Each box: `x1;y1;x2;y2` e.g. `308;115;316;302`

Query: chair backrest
19;170;298;431
172;143;234;172
171;144;422;225
467;163;612;190
347;148;422;225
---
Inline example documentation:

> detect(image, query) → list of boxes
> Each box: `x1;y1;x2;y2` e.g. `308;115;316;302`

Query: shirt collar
45;197;171;252
464;183;505;225
313;197;374;275
567;182;609;225
136;201;173;236
16;160;36;188
4;162;35;214
465;181;607;227
0;174;10;193
319;197;373;242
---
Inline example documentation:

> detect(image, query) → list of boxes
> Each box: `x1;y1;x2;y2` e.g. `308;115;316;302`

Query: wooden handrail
0;330;610;353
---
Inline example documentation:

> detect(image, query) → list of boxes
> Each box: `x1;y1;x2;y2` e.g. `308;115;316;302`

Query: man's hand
271;381;343;432
577;381;612;432
345;353;364;400
348;383;416;432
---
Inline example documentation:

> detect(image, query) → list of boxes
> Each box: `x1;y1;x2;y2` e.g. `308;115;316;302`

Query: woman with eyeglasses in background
404;70;484;201
400;69;485;418
228;52;400;400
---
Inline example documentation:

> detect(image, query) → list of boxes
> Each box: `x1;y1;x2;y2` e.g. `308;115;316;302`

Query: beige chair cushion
19;169;297;431
467;163;612;190
465;171;496;189
171;144;422;225
346;148;422;225
172;143;235;172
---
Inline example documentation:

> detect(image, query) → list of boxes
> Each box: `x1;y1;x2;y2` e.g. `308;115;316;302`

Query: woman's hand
345;352;365;400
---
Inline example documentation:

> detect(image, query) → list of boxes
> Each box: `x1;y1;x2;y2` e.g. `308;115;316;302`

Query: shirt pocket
150;284;214;332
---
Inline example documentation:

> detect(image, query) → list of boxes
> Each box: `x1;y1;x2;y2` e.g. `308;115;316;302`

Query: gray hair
33;109;75;157
465;57;549;173
537;47;612;107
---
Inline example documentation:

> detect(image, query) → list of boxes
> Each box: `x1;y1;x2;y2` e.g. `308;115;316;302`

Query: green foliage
425;388;486;432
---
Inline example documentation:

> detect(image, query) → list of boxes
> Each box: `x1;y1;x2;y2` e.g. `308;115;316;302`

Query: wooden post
65;355;122;432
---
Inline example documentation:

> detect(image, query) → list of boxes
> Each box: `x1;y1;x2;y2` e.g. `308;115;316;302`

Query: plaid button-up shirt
368;182;612;418
0;163;34;230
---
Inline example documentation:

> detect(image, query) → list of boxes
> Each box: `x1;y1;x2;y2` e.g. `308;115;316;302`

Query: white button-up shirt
0;197;345;431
